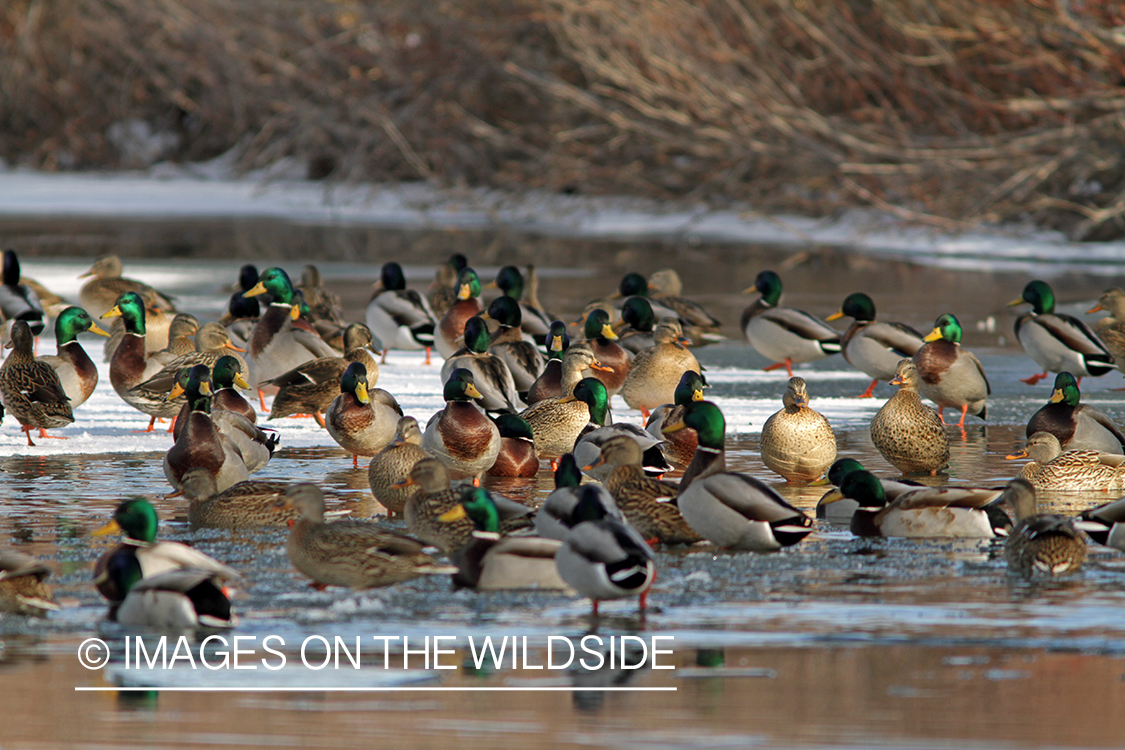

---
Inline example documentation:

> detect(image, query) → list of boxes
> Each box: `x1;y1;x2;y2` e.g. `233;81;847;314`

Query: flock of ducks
2;253;1125;629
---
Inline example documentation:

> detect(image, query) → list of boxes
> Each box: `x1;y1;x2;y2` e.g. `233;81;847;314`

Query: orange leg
36;428;67;440
166;415;177;433
1020;372;1048;385
550;458;559;472
937;407;946;425
22;425;36;447
133;416;158;434
313;411;326;429
424;346;432;366
258;389;268;411
763;359;794;377
640;407;651;420
380;349;388;364
352;454;359;469
956;404;969;428
639;569;656;611
858;379;878;398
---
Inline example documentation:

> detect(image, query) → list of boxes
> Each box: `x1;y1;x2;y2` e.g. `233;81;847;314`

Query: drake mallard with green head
826;292;924;398
483;295;545;393
1026;372;1125;454
741;270;841;377
243;267;337;389
284;483;453;589
760;376;836;483
488;413;540;477
163;365;250;492
365;261;437;363
580;308;631;396
102;291;179;430
614;296;657;355
0;319;73;445
490;264;554;341
1008;279;1113;386
571;378;670;481
870;359;949;476
913;313;990;426
326;361;402;466
535;454;624;541
423;368;501;480
519;351;613;462
438;486;569;591
440;316;523;413
436;267;484;359
37;306;110;411
644;370;706;468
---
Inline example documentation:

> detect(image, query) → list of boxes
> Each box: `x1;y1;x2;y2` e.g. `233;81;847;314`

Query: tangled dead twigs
2;0;1124;238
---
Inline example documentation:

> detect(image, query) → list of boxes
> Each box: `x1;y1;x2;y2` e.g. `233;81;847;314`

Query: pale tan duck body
284;484;453;589
0;550;57;616
518;343;606;459
178;467;295;530
620;318;701;416
367;416;429;516
79;255;176;319
1007;431;1125;493
1088;287;1125;376
1000;479;1086;578
870;359;949;476
136;322;249;396
760;376;837;483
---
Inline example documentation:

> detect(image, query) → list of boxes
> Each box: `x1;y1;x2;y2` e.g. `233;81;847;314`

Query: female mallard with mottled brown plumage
427;253;467;320
79;254;176;319
0;549;57;616
1006;431;1125;493
399;458;533;552
326;362;402;466
136;321;248;395
1088;287;1125;376
1027;372;1125;454
587;435;700;545
870;359;949;476
620;318;701;418
0;320;73;445
368;416;429;517
525;338;607;406
645;370;706;468
283;483;453;589
1000;478;1086;578
912;313;989;426
438;486;569;591
36;306;109;412
176;466;294;530
519;353;611;463
163;365;249;492
262;322;380;425
580;308;631;397
760;376;836;483
423;368;501;480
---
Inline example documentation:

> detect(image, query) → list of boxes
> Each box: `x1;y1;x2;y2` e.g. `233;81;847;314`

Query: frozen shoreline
1;168;1123;275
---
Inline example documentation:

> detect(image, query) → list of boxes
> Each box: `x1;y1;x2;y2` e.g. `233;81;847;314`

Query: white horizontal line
75;686;677;692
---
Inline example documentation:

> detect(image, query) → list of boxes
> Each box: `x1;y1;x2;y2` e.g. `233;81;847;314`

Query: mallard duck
488;413;539;477
400;458;533;552
760;376;837;483
535;455;624;541
644;370;706;468
283;483;453;589
0;320;73;445
365;261;437;363
427;253;468;320
243;267;338;391
554;485;657;614
608;273;681;323
1087;287;1125;376
220;264;263;348
1027;372;1125;453
1076;495;1125;551
326;361;402;466
0;549;57;616
741;270;841;376
102;291;183;430
176;467;294;529
812;458;925;523
368;416;430;516
436;267;484;359
298;264;346;336
483;296;545;392
826;292;925;398
620;318;701;418
869;359;949;476
264;322;380;425
489;265;554;341
136;321;248;395
614;297;657;355
1000;478;1086;577
1006;431;1125;493
623;270;723;343
438;486;570;591
830;470;1006;538
440;316;522;413
525;320;570;405
37;306;110;411
210;354;258;424
79;254;176;319
93;498;239;628
666;401;814;550
0;249;45;336
423;368;501;480
580;308;631;396
572;378;671;480
101;291;183;363
1009;280;1113;385
913;313;990;426
519;350;613;462
164;365;250;492
591;435;699;545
